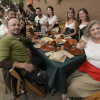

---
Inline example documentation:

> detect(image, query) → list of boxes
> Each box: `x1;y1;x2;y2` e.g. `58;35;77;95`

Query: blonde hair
66;7;76;21
83;20;100;38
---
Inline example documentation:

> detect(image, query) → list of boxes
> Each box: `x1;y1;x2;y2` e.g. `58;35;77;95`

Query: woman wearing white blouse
61;7;76;38
47;6;58;30
76;8;90;41
62;20;100;100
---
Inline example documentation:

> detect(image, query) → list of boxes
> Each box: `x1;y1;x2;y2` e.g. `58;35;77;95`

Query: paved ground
0;69;62;100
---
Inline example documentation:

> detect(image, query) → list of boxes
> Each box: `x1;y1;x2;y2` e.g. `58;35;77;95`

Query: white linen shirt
0;24;8;39
82;36;100;69
48;15;58;25
35;15;48;25
65;23;74;29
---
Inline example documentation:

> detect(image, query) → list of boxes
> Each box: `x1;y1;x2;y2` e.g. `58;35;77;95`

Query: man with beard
0;17;48;97
2;9;16;25
0;9;16;39
35;7;48;25
0;7;4;24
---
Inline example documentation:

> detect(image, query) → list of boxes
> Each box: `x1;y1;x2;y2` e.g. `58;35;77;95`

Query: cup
64;42;69;48
51;41;56;47
60;35;64;39
47;31;51;35
41;25;46;37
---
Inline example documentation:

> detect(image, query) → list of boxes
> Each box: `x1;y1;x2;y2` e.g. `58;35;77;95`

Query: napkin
60;50;74;59
33;44;42;48
51;27;59;32
54;34;62;38
76;43;83;49
49;51;66;63
45;51;53;56
64;36;72;39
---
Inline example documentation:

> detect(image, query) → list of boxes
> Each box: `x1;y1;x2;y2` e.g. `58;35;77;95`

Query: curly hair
83;20;100;38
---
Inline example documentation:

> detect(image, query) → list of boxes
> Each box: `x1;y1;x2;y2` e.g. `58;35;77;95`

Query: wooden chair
81;91;100;100
10;68;46;98
0;69;7;94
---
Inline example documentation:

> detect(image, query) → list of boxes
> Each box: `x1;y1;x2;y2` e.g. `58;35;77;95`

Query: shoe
51;88;57;96
43;84;52;93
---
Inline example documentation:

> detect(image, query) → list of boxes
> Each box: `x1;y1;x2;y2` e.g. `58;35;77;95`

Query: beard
11;29;20;36
11;32;19;36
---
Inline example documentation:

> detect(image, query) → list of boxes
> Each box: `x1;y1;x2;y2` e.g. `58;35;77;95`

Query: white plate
54;39;66;44
41;37;53;42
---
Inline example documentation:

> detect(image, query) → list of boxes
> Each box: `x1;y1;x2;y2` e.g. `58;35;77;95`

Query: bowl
40;45;54;52
66;39;77;46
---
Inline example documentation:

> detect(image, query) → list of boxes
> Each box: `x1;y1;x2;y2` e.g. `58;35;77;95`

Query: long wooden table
31;44;86;94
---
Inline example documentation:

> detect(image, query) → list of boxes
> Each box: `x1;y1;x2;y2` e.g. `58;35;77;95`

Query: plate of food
68;47;83;55
40;45;54;52
41;37;53;42
54;38;66;44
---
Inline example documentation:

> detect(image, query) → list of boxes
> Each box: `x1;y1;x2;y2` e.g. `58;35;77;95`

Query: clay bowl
40;45;54;52
51;41;56;47
64;41;69;48
66;39;77;46
60;35;64;39
68;47;83;55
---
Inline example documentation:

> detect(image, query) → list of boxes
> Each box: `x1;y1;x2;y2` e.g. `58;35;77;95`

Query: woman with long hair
47;6;58;30
17;6;26;19
20;18;26;37
61;7;76;39
76;8;90;41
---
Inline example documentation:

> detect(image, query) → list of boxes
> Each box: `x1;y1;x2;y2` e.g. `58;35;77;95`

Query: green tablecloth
31;44;86;93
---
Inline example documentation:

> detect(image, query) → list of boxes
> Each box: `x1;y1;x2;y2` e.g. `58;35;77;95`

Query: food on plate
41;37;53;42
66;39;77;46
54;38;66;44
40;45;54;52
68;47;83;55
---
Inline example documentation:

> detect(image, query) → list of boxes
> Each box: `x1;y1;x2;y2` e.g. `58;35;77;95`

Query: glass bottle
37;20;41;32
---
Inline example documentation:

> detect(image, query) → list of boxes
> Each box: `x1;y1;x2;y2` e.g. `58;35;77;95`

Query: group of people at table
0;4;100;100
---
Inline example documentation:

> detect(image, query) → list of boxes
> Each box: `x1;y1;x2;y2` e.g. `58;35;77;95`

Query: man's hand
13;62;34;73
23;63;34;73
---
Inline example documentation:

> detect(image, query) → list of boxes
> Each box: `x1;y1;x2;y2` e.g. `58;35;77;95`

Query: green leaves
1;0;13;6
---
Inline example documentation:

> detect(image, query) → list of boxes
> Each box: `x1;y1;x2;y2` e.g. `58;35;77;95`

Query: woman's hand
79;40;86;49
13;62;34;73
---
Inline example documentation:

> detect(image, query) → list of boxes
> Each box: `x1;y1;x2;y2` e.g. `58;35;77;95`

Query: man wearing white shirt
0;7;4;24
35;7;48;25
